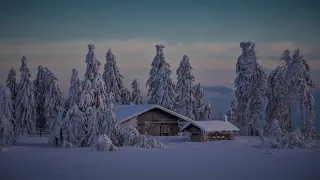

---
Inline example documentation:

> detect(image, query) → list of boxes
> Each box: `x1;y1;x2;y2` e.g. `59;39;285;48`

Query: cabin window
160;125;169;134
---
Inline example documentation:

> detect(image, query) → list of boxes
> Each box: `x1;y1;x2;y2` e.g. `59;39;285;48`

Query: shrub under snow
62;140;73;148
114;125;164;149
95;134;119;152
258;120;317;149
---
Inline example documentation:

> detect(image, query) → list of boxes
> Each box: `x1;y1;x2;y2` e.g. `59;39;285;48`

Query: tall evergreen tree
33;65;46;129
49;44;107;147
265;52;291;133
265;49;317;140
48;107;65;147
0;85;16;146
131;79;143;104
103;49;124;104
120;88;131;105
5;68;17;102
286;49;316;140
234;42;267;136
65;69;82;111
193;83;205;121
146;44;175;109
43;69;63;130
174;55;195;119
15;56;36;134
203;101;212;121
81;44;108;144
105;93;117;138
227;99;238;126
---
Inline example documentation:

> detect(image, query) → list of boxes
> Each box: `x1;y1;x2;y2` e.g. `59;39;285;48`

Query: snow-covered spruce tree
146;44;175;109
43;69;63;131
193;83;205;121
120;87;131;105
131;79;143;104
64;81;94;147
265;49;317;140
103;49;124;104
70;79;98;147
0;85;16;146
265;52;292;134
227;99;239;126
50;44;106;147
287;49;316;140
174;55;196;119
203;101;212;120
64;69;82;111
33;65;47;129
83;44;108;136
104;93;117;140
5;68;17;102
15;56;36;134
234;42;267;136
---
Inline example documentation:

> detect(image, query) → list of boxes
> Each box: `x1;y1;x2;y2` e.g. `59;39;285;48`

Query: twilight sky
0;0;319;96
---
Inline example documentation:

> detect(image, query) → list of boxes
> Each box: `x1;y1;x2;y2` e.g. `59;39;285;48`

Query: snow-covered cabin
115;104;192;136
180;119;240;141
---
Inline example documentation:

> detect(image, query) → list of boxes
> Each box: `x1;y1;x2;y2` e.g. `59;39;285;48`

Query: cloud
0;38;319;95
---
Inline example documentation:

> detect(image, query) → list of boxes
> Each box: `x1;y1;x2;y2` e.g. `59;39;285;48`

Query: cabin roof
180;120;240;132
115;104;192;123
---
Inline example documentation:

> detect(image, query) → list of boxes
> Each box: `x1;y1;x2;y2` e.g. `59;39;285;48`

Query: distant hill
202;86;233;94
202;86;234;118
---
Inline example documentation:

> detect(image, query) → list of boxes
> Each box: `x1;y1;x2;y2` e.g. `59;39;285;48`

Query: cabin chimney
224;115;228;122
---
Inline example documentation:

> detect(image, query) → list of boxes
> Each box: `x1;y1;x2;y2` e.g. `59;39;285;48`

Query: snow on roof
180;120;240;132
115;104;192;123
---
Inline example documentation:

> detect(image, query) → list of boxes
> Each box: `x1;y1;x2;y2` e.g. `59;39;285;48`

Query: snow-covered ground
0;136;319;180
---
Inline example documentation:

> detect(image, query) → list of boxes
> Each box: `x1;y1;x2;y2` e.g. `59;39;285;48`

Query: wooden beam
147;121;178;124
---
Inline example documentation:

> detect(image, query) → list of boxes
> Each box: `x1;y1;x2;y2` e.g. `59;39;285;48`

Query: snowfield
0;136;319;180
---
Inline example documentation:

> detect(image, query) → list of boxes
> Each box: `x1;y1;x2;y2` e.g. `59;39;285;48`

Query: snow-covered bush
113;124;164;149
95;134;118;152
62;140;73;148
258;120;317;149
279;128;310;149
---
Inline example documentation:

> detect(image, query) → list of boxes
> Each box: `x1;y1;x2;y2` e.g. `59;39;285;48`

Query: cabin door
159;124;170;136
190;133;201;142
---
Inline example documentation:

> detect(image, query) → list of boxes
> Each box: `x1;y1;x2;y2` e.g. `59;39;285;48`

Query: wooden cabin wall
136;108;180;136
